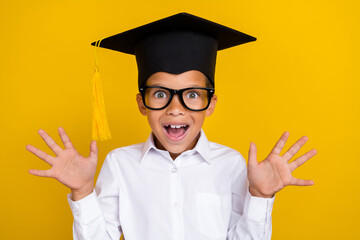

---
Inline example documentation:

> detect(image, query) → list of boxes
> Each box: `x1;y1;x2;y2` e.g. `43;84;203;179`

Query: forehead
146;70;207;88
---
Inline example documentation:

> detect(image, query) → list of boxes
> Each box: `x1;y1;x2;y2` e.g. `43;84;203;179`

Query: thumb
248;142;258;167
89;140;98;160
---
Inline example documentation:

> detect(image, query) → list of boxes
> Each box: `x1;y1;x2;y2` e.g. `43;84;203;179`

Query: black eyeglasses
139;86;214;111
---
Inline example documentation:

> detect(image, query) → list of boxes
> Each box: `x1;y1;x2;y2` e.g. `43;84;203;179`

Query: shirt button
171;167;177;173
74;209;79;216
173;202;180;209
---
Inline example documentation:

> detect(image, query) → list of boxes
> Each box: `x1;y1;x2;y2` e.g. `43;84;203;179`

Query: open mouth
163;124;189;140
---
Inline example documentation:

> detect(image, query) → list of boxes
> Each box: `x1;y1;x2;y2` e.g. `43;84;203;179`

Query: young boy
27;13;317;240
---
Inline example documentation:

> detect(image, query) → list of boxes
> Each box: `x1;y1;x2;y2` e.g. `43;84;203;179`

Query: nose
166;94;185;116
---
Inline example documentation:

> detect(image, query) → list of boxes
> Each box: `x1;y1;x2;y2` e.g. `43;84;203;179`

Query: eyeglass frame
139;86;215;111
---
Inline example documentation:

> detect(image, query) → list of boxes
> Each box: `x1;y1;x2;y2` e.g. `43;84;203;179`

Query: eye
186;91;199;99
154;91;167;99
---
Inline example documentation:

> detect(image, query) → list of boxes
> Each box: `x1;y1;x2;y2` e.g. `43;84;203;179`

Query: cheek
146;111;162;129
192;113;206;127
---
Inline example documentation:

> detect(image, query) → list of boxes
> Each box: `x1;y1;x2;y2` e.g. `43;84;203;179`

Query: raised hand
247;131;317;198
26;127;98;200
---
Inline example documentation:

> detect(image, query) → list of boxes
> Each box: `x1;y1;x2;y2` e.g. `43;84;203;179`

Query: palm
27;127;98;191
247;132;317;198
50;148;97;190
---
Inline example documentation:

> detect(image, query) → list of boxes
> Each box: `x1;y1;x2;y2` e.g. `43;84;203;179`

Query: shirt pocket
196;192;231;239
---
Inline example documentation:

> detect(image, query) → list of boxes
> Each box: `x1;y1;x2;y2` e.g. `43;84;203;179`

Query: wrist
249;186;274;198
71;182;94;201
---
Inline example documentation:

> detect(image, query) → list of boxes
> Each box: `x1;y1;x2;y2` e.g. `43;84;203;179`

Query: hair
205;77;214;88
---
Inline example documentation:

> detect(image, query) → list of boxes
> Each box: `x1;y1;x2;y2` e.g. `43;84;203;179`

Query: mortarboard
91;12;256;141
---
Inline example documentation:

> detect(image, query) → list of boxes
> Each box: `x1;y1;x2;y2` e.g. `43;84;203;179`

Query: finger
270;131;290;155
38;129;63;155
58;127;74;149
289;177;314;186
26;144;54;165
248;142;258;167
89;140;98;160
282;136;308;162
290;149;317;172
28;169;53;178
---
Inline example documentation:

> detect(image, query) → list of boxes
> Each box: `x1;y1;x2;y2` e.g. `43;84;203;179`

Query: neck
169;152;181;160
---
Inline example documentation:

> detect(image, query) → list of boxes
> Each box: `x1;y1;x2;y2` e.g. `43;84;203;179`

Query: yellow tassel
92;39;111;141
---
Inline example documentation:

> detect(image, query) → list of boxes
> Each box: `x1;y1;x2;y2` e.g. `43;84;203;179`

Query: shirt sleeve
227;159;275;240
67;154;122;240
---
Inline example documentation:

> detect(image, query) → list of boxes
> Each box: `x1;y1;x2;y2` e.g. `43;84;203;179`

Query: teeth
166;125;187;128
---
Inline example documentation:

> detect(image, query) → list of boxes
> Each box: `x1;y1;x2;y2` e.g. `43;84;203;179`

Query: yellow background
1;0;359;239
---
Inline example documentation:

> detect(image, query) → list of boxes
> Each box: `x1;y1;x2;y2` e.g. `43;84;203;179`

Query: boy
27;13;317;240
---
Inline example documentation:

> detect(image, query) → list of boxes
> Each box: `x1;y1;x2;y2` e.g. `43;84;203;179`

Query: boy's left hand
247;131;317;198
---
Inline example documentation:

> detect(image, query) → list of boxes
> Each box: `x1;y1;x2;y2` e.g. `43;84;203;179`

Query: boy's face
136;70;217;159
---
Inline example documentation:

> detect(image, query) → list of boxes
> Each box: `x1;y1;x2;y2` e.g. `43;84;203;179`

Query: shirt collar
140;129;211;164
141;132;157;160
192;129;211;164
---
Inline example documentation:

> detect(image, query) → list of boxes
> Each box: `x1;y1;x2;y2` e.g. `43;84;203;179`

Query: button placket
74;209;80;216
170;164;183;240
170;164;180;210
173;202;180;209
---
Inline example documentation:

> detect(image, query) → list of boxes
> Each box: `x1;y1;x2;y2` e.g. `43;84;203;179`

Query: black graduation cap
91;12;256;89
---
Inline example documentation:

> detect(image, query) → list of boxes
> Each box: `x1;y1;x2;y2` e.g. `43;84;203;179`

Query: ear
205;94;217;117
136;93;147;116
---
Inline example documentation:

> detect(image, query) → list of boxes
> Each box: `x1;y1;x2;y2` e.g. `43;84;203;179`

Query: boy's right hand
26;127;98;201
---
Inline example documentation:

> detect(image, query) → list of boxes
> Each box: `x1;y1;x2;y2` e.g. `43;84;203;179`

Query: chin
164;144;189;155
158;132;200;155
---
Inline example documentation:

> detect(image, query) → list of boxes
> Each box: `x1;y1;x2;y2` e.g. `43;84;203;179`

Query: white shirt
67;130;275;240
